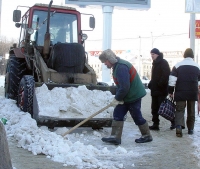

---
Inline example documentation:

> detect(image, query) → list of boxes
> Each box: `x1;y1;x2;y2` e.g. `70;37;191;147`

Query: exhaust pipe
43;0;53;59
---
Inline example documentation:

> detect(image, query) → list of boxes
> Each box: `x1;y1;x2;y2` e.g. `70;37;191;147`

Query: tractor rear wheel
17;75;35;117
5;56;27;100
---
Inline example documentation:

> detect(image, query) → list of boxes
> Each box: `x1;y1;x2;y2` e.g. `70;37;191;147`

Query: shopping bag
158;97;175;121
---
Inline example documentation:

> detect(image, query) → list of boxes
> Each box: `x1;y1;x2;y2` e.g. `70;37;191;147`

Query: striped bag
158;97;175;121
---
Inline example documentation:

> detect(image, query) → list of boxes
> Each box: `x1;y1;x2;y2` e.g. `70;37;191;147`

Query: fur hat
183;48;194;58
99;49;118;64
150;48;160;55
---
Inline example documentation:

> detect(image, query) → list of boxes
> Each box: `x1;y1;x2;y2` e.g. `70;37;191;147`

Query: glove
110;98;124;106
168;93;174;98
148;81;151;89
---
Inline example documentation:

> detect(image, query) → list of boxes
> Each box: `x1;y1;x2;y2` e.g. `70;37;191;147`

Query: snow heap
0;86;138;169
35;84;115;118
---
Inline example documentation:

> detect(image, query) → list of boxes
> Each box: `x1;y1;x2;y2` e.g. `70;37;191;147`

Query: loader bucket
33;82;116;129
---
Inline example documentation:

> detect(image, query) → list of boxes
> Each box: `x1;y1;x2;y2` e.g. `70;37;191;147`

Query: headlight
82;33;88;40
27;28;34;35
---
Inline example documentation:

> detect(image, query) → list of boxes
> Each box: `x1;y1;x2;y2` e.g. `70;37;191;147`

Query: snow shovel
62;103;112;137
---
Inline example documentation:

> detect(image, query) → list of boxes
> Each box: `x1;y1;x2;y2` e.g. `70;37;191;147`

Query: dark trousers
113;99;146;126
175;101;195;129
151;95;166;125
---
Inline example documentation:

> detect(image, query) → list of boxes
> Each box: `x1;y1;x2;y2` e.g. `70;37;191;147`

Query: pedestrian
168;48;200;137
148;48;173;130
99;49;153;145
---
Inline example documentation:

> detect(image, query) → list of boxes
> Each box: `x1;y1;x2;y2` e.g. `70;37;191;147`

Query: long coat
148;53;171;97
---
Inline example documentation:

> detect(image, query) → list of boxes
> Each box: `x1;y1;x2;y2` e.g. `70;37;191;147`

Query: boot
176;125;182;137
149;123;159;130
188;129;194;135
135;122;153;143
101;120;124;145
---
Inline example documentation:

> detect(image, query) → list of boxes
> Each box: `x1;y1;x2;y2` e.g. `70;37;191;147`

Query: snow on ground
0;91;140;169
0;76;4;87
0;80;149;169
190;113;200;166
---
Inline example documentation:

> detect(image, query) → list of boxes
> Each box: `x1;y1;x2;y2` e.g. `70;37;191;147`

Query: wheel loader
4;0;116;129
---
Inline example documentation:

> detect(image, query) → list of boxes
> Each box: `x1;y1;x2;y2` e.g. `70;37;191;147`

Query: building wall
140;51;184;79
88;51;184;81
88;56;102;79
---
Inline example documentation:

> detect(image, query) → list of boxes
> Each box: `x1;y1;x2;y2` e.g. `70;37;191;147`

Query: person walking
99;49;153;145
148;48;172;130
168;48;200;137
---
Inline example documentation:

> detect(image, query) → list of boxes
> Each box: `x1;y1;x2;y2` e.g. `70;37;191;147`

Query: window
19;12;29;46
30;10;78;46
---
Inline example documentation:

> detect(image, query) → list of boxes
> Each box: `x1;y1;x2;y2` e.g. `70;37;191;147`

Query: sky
0;0;197;54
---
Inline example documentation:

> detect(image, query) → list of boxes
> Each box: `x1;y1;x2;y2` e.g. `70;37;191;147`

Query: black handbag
158;97;175;121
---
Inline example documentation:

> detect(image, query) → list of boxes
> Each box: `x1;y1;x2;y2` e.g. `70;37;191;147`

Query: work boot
135;122;153;143
101;120;124;145
149;123;159;130
188;129;194;135
176;125;182;137
170;120;176;130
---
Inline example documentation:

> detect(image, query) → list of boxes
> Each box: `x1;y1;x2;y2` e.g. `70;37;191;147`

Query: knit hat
183;48;194;58
150;48;160;55
99;49;118;64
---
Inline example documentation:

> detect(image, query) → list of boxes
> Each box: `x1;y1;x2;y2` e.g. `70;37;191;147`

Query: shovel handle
62;103;112;137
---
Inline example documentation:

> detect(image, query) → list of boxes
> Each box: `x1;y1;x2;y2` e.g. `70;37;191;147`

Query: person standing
148;48;172;130
168;48;200;137
99;49;153;145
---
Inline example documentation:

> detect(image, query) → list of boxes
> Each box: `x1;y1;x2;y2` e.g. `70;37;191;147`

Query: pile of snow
0;96;137;168
36;84;115;118
0;79;152;168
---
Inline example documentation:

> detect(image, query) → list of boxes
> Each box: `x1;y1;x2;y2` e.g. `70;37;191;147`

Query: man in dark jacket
99;49;152;145
148;48;172;130
168;48;200;137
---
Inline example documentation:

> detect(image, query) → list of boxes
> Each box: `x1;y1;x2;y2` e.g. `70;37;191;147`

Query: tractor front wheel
17;75;35;117
5;56;27;100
